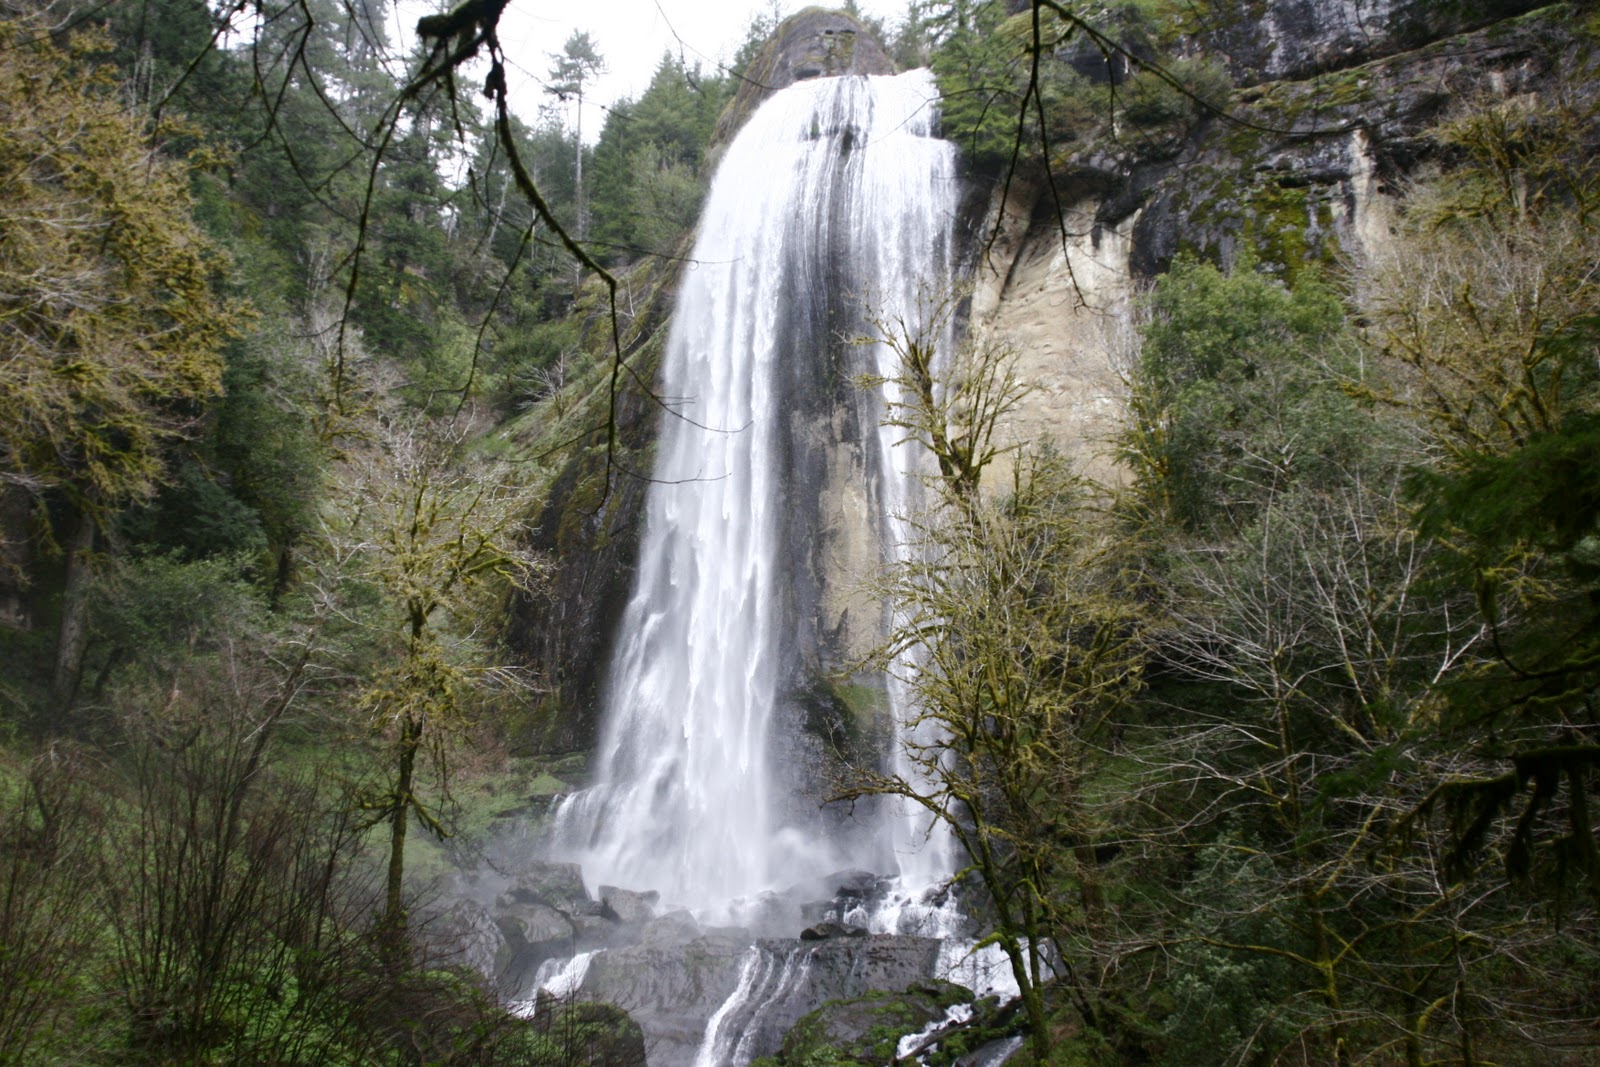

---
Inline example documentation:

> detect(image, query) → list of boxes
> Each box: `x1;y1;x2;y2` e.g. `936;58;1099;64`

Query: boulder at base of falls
495;901;578;983
582;933;947;1067
799;920;868;940
503;860;589;909
765;980;974;1067
641;908;703;946
582;930;754;1067
530;1001;646;1067
429;897;513;986
598;885;659;924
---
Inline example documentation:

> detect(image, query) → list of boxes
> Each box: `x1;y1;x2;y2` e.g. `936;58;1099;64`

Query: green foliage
1124;254;1357;533
210;326;324;565
1118;58;1231;128
547;31;605;100
0;754;101;1065
928;1;1230;170
313;412;543;942
105;0;255;143
1160;834;1299;1067
1095;83;1600;1067
771;983;975;1067
587;54;728;263
851;302;1146;1061
83;550;264;680
932;4;1051;168
0;16;241;518
119;462;268;562
1360;89;1600;894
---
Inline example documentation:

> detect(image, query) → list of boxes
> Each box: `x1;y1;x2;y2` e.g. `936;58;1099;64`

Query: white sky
390;0;911;141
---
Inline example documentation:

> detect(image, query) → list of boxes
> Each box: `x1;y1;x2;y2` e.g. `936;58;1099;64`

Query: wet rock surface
431;897;513;991
583;929;754;1067
474;861;976;1067
774;979;974;1067
641;908;703;946
702;935;946;1067
799;920;868;940
495;901;576;963
599;885;659;925
503;860;588;909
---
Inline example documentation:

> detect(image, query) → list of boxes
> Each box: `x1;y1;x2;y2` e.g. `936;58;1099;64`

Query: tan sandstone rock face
968;134;1403;495
969;179;1139;491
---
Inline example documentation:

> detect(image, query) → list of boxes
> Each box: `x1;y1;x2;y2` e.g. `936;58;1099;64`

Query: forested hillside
0;0;754;1060
0;0;1596;1065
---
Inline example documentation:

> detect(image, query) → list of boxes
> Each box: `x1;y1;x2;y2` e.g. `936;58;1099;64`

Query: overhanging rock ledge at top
712;8;896;143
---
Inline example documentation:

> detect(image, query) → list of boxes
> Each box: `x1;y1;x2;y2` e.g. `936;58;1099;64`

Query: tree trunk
574;88;585;241
1305;888;1349;1067
52;509;95;708
0;488;33;630
383;712;422;970
999;931;1051;1064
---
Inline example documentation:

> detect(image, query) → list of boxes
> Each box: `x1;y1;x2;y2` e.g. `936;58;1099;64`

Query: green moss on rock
771;980;974;1067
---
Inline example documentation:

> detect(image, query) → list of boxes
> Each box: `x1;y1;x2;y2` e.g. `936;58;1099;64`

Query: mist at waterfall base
549;67;960;928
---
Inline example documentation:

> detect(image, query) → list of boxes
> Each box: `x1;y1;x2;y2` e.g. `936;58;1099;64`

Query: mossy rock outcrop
502;258;675;755
762;979;974;1067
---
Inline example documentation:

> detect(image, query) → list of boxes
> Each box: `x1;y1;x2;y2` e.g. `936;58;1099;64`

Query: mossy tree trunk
51;509;95;708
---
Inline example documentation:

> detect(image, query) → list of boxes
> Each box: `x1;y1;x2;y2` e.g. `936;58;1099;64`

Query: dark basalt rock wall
1053;0;1548;89
1185;0;1548;85
712;8;896;143
1090;4;1588;279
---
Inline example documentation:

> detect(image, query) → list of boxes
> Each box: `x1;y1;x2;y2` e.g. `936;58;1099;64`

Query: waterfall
508;951;603;1018
694;943;820;1067
550;69;959;918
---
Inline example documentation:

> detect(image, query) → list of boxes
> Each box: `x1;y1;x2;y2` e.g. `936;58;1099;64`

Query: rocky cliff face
712;8;896;141
971;1;1587;482
502;259;676;756
1178;0;1545;84
509;2;1595;756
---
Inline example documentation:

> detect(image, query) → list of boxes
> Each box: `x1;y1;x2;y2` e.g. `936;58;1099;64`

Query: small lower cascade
694;944;821;1067
895;1002;974;1063
509;951;603;1018
935;938;1027;1002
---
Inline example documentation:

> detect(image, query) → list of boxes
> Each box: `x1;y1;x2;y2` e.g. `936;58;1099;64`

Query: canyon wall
510;2;1594;759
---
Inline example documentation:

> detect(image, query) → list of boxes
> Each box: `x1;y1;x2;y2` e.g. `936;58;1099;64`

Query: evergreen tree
546;31;605;242
0;12;243;702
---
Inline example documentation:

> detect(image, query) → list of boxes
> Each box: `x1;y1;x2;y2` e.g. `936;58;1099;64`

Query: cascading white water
694;944;821;1067
508;951;603;1018
549;69;961;916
